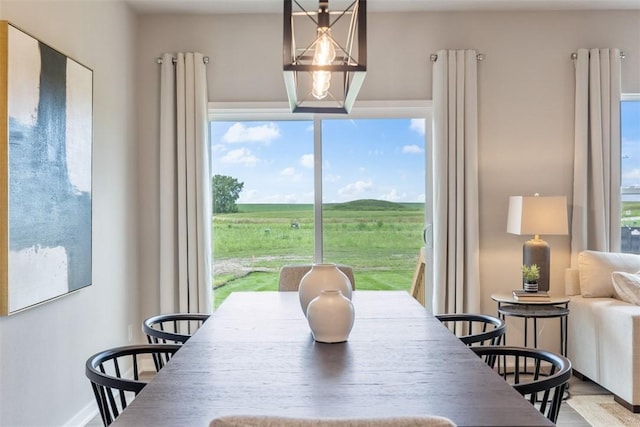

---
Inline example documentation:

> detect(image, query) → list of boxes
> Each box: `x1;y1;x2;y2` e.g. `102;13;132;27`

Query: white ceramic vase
298;263;353;316
306;290;355;343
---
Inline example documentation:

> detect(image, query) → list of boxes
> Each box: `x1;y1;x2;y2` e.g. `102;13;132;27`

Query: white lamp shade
507;195;568;236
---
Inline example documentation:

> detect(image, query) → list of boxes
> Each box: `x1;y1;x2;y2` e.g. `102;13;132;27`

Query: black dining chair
471;345;572;423
143;313;210;344
435;313;506;346
85;344;180;426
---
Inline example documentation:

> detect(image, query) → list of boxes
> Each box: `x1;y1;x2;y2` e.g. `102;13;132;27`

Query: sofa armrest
565;268;580;295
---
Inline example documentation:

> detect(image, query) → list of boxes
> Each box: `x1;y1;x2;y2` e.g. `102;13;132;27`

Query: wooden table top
113;291;552;426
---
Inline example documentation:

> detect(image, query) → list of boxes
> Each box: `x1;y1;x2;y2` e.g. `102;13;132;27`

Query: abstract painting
0;21;92;314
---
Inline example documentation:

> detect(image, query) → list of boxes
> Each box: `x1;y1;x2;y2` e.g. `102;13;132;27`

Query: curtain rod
571;51;626;60
156;56;210;64
430;53;485;62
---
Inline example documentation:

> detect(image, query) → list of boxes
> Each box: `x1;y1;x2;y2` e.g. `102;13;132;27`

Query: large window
210;119;314;307
210;104;430;307
321;118;426;290
621;95;640;253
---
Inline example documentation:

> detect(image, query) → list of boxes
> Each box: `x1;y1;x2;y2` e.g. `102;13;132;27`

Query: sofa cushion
578;250;640;297
612;271;640;305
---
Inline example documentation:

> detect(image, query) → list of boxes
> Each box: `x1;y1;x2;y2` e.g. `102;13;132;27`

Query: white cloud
271;194;303;203
324;173;341;183
281;167;296;176
623;169;640;180
379;188;406;202
300;154;314;168
281;167;303;182
410;118;426;135
212;144;226;153
220;148;259;166
223;122;280;143
237;189;259;203
238;191;310;204
402;144;424;154
338;180;373;197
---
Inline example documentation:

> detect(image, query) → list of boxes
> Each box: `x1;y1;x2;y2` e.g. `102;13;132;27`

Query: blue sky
211;118;426;204
210;101;640;203
622;100;640;188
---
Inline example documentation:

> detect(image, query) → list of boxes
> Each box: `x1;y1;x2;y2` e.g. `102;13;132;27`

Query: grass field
212;200;425;308
212;200;640;308
622;201;640;227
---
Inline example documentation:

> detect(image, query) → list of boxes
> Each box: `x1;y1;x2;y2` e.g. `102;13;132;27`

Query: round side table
490;293;570;356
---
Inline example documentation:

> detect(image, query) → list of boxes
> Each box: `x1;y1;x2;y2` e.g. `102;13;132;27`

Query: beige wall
0;1;139;425
137;10;640;348
0;4;637;424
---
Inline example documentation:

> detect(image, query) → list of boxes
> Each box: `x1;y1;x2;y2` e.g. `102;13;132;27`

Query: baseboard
572;370;592;382
573;370;640;414
614;395;640;413
63;400;99;427
140;356;156;374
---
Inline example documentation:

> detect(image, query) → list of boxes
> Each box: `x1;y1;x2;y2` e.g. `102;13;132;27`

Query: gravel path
213;255;311;276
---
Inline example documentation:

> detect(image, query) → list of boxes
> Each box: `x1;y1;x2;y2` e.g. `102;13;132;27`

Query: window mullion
313;116;323;263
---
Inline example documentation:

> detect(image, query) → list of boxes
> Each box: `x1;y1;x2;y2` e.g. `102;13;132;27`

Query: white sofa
566;250;640;412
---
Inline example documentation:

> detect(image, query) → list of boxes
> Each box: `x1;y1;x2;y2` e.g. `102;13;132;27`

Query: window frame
208;99;433;266
620;93;640;253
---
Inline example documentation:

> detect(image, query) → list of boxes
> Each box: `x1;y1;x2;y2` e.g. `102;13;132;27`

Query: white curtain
159;52;213;314
431;50;480;315
571;48;622;266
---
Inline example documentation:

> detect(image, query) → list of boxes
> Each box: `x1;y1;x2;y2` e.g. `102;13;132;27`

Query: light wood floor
556;375;612;427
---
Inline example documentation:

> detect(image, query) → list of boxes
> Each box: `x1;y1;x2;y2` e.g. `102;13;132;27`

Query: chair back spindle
86;344;180;426
435;313;505;346
471;345;572;423
143;313;210;345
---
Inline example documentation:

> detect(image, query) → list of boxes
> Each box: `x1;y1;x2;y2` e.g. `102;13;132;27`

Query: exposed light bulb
312;28;335;100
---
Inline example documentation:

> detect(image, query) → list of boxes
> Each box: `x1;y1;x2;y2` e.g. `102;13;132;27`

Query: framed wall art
0;21;92;315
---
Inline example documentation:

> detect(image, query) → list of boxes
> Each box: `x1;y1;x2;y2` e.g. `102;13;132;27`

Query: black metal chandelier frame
283;0;367;114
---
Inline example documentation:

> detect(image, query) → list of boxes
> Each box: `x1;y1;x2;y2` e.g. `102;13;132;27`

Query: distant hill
327;199;415;211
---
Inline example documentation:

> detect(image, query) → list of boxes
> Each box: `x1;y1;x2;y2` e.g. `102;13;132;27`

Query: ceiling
124;0;640;15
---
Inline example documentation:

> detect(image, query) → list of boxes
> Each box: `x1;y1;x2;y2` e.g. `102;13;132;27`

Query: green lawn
212;270;414;309
212;200;424;308
622;201;640;227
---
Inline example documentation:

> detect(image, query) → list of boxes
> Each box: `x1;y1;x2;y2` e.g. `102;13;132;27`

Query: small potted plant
521;264;540;293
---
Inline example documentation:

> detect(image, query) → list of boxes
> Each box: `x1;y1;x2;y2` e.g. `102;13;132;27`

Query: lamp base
523;239;550;292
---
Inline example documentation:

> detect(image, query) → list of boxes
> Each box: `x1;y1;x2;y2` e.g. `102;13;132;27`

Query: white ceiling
125;0;640;15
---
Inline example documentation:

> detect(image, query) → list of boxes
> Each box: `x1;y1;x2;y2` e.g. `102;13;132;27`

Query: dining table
112;291;553;426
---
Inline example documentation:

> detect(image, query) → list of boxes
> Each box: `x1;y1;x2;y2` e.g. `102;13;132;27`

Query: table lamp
507;194;568;292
